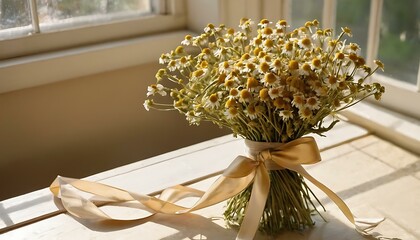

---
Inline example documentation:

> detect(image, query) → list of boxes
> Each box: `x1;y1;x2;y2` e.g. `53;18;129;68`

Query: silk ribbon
50;136;384;240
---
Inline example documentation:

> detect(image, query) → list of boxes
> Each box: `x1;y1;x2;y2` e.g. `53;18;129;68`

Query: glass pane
36;0;151;31
291;0;323;29
0;0;32;39
336;0;370;57
378;0;419;85
0;0;31;29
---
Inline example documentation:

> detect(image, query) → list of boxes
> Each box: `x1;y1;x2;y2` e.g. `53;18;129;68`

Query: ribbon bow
50;137;384;240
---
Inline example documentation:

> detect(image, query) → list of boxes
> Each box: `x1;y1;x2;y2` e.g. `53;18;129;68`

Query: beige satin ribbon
50;137;384;240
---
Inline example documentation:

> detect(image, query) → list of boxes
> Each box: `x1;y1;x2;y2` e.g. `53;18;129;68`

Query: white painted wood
1;134;419;239
366;0;383;67
0;121;367;234
342;102;420;155
261;0;282;21
0;31;192;94
322;0;336;30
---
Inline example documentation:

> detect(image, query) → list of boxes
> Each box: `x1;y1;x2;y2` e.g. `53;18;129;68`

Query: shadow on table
69;209;401;240
72;212;237;240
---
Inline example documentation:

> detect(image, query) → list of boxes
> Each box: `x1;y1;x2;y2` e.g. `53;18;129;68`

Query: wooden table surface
1;121;419;239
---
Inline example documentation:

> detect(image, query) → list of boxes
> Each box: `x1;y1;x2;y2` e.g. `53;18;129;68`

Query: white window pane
291;0;323;29
377;0;419;85
37;0;152;32
336;0;370;57
0;0;33;38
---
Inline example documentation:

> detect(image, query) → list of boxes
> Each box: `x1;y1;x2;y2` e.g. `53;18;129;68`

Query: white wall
0;63;229;200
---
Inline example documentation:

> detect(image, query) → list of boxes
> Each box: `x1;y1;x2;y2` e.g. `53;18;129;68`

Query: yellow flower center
285;42;293;51
201;61;208;68
217;73;227;84
302;107;312;117
247;63;256;71
223;61;230;69
175;46;184;54
312;58;321;68
264;39;274;48
260;19;270;25
301;38;311;47
328;76;337;85
260;62;270;73
263;27;273;35
335;52;345;60
193;69;204;77
265;73;277;84
274;98;285;108
247;77;259;89
230;88;239;97
209;93;218;103
202;48;211;55
259;88;269;101
240;89;252;100
302;63;311;72
241;53;251;61
278;20;287;26
228;107;238;116
225;98;236;108
288;60;299;70
247;105;256;114
169;60;176;67
293;95;304;105
224;79;235;88
273;59;282;68
307;97;317;106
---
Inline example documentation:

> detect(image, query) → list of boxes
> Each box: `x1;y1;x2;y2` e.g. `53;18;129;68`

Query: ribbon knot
50;136;384;240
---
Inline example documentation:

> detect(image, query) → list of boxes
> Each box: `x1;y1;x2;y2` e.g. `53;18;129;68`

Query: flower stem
224;169;324;235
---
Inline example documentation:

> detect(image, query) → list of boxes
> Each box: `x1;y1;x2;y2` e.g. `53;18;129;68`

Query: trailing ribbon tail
50;137;384;240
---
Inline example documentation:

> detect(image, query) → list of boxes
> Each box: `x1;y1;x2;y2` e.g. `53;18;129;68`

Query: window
0;0;186;59
377;0;419;86
289;0;420;119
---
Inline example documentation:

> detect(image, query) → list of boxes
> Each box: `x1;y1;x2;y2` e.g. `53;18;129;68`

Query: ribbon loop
50;137;383;240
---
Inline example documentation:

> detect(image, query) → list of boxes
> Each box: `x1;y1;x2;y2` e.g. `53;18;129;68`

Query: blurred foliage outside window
291;0;418;85
0;0;151;32
378;0;419;85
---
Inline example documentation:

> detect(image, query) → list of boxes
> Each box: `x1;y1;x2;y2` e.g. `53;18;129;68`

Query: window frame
258;0;420;119
0;0;186;60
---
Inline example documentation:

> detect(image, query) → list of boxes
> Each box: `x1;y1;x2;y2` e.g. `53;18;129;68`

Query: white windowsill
342;101;420;156
0;30;191;94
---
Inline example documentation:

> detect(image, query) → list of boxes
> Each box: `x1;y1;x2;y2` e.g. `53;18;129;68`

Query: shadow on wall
0;62;230;200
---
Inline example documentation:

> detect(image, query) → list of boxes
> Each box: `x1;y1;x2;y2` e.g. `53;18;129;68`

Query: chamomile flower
214;47;227;58
291;94;305;108
181;35;193;46
224;107;238;119
239;18;254;30
258;19;272;28
275;19;289;29
219;61;234;74
299;107;313;120
262;72;279;86
306;96;320;110
143;99;153;111
159;53;171;64
279;110;293;120
167;60;177;72
268;87;282;99
147;84;166;97
245;104;258;120
205;92;222;109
